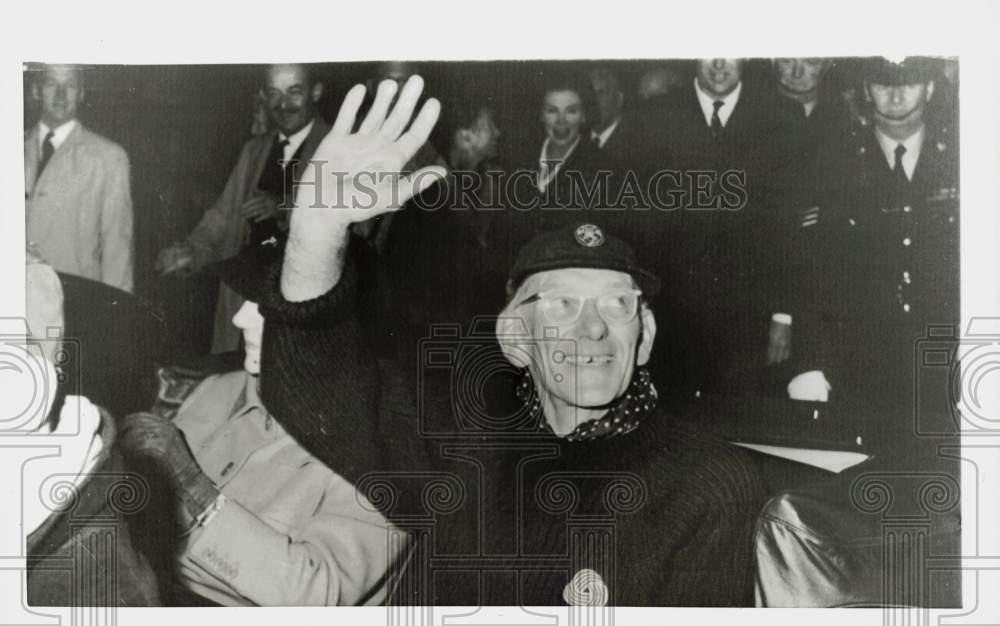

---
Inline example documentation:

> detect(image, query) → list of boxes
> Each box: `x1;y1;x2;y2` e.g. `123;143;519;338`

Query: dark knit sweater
257;243;767;606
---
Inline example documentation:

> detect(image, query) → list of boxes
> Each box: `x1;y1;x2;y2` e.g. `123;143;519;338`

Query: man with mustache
156;64;331;353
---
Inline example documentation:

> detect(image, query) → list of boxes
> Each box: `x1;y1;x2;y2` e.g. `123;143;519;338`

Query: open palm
294;75;446;224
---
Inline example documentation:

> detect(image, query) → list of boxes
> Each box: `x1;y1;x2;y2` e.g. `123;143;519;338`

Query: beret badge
574;224;605;248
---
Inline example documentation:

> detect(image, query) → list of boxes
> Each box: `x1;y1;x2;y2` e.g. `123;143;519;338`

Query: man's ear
30;81;40;102
636;304;657;367
925;80;935;102
496;313;533;369
310;82;323;104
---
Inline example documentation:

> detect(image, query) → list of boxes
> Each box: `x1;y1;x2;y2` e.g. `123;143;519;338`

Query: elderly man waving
250;75;767;606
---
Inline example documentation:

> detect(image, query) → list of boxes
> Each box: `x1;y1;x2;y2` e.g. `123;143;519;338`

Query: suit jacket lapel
26;123;87;245
24;126;40;196
248;129;277;194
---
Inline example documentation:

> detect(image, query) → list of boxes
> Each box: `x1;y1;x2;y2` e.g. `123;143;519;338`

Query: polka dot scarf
516;368;659;442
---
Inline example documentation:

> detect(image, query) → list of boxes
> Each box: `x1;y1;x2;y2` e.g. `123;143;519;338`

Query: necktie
249;136;290;247
711;100;724;138
893;143;910;189
37;130;55;180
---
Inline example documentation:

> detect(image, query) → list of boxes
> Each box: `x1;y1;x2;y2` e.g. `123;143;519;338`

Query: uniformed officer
781;56;959;442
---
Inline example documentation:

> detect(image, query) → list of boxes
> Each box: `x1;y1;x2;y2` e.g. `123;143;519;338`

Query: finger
396;165;448;206
331;84;367;135
381;75;426;140
396;97;441;158
359;79;399;134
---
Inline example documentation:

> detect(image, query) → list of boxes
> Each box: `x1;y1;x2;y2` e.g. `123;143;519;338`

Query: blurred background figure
781;56;958;443
640;58;784;398
381;96;506;362
25;63;135;293
249;89;272;136
155;63;329;354
587;65;631;167
637;64;684;101
21;252;161;606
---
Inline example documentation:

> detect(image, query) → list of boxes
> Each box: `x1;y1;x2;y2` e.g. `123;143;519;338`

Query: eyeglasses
517;290;642;325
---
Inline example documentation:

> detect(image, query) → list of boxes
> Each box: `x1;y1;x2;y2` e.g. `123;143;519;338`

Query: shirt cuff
771;313;793;325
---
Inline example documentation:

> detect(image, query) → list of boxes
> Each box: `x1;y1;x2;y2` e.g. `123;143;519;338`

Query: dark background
20;58;864;357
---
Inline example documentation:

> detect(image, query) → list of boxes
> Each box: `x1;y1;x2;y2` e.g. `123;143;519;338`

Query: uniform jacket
186;118;332;353
25;123;134;293
784;119;959;435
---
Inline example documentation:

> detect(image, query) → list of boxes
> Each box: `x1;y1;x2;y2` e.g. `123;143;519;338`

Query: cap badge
574;224;605;248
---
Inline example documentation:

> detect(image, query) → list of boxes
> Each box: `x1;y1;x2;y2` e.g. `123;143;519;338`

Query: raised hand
292;75;446;224
281;75;446;301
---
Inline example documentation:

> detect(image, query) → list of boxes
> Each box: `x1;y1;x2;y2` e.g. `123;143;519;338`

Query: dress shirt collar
590;118;620;148
38;119;77;151
232;372;268;420
874;124;925;180
694;77;742;128
280;119;314;164
537;136;581;192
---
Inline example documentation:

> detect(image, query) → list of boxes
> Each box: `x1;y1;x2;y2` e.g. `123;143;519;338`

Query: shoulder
643;416;766;507
180;370;246;414
241;131;273;157
76;126;129;163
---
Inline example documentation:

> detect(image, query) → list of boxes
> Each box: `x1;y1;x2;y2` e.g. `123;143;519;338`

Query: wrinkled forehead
265;64;310;90
543;90;583;108
525;268;636;294
39;64;83;85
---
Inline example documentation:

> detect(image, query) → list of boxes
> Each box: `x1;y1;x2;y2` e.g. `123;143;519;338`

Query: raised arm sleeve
256;248;380;483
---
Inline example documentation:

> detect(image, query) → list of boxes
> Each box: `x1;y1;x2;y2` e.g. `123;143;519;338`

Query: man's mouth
565;354;614;365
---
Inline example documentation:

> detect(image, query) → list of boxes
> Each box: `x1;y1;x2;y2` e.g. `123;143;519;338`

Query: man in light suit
156;64;331;353
25;64;135;293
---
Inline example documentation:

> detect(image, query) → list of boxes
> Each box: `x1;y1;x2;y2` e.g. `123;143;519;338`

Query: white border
2;1;998;625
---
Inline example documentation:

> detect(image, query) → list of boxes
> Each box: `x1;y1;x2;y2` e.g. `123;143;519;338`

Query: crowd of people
19;56;959;607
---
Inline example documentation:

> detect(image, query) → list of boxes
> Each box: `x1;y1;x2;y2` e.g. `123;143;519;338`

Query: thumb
397;166;448;206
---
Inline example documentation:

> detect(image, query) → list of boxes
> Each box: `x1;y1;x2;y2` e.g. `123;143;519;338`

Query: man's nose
889;87;904;104
792;61;805;79
712;58;727;70
575;299;608;340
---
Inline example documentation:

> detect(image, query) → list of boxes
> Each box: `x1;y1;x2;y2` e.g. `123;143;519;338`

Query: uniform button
903;205;912;213
903;237;912;246
903;303;911;313
948;216;956;223
220;461;235;477
903;271;911;284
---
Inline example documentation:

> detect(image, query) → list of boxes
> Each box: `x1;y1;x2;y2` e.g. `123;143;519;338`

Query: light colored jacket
174;370;405;606
25;123;134;292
